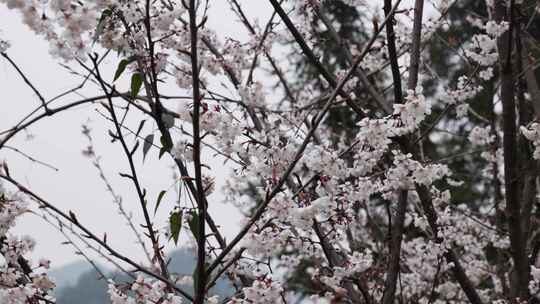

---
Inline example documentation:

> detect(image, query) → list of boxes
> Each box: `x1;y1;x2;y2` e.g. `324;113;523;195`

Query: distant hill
54;268;111;304
51;248;233;303
48;260;99;290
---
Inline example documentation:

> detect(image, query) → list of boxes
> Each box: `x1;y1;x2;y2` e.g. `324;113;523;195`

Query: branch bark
187;1;208;303
90;55;171;281
495;0;529;299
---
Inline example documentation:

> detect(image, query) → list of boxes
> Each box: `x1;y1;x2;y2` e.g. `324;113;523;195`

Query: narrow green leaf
93;9;112;43
142;134;154;162
169;209;183;245
154;190;167;215
162;113;175;129
188;211;200;243
113;60;129;81
135;119;146;137
159;147;167;159
130;140;140;156
113;56;137;82
130;73;143;99
158;133;173;159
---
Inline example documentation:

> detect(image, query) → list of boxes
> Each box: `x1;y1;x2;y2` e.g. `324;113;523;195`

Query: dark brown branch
304;3;390;113
383;0;403;105
406;0;424;90
1;53;49;112
312;219;363;303
3;145;59;171
205;248;246;292
381;0;414;301
0;95;109;149
267;0;368;118
381;190;407;304
187;1;207;303
89;55;171;282
414;185;484;304
495;0;529;299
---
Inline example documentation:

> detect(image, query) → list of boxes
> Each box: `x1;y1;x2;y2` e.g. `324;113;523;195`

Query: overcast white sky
0;1;273;269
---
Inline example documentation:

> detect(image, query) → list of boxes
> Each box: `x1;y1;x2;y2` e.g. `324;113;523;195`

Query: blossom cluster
521;123;540;160
0;186;55;304
108;275;185;304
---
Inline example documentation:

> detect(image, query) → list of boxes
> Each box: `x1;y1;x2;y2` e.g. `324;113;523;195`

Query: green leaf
130;140;140;156
159;133;173;159
162;113;175;129
93;9;112;43
188;211;200;243
142;134;154;162
113;59;129;81
154;190;167;215
135;119;146;138
169;209;183;246
113;56;137;81
130;73;143;99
